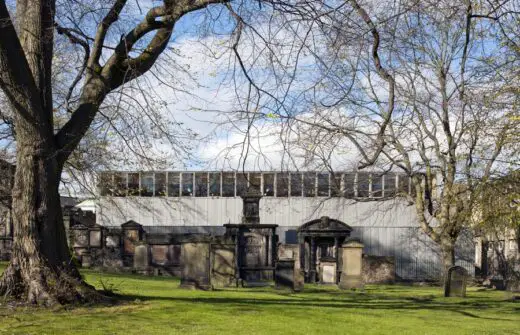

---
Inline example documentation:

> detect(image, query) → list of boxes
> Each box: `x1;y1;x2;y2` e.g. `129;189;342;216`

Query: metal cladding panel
97;197;425;230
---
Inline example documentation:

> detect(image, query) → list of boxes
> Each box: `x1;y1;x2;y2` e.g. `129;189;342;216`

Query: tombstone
72;226;89;248
339;239;364;289
211;240;236;289
294;270;305;292
105;234;120;248
180;236;211;290
275;259;295;289
444;266;468;297
89;228;102;248
319;257;337;284
133;244;151;275
81;252;92;268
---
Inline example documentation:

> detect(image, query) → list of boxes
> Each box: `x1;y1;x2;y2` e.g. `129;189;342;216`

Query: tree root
0;262;109;306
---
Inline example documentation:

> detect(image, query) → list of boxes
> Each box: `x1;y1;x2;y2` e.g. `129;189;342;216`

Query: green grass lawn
0;264;518;335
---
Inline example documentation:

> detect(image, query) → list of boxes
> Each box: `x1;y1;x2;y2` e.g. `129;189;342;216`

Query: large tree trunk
0;136;100;305
440;238;456;285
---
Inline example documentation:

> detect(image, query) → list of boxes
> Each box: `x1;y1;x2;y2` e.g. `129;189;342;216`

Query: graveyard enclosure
90;170;475;282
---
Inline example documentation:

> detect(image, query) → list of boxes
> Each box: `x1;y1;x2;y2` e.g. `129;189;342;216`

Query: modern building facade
96;170;475;281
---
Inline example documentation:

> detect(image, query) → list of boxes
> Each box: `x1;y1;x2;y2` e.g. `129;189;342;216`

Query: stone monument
180;235;211;290
275;259;295;289
134;243;151;275
339;238;364;289
444;266;468;297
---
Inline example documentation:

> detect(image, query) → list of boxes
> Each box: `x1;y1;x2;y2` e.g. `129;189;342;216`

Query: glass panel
155;172;166;196
357;172;370;197
195;173;208;197
141;172;154;197
276;173;289;197
371;174;383;197
304;172;316;197
113;172;127;197
209;172;221;196
128;173;140;196
317;173;329;197
331;174;342;197
222;172;235;197
384;174;396;197
263;173;275;196
181;172;194;196
343;173;355;198
236;173;248;196
290;173;302;197
249;173;261;193
167;172;180;197
99;172;113;196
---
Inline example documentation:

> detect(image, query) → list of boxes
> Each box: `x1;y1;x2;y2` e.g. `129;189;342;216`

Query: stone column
310;237;317;283
334;237;340;284
339;239;364;289
299;236;305;270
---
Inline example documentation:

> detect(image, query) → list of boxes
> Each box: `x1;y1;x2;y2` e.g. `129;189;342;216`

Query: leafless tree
221;0;519;281
0;0;265;305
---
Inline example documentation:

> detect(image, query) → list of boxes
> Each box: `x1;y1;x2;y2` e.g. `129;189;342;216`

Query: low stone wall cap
342;237;364;247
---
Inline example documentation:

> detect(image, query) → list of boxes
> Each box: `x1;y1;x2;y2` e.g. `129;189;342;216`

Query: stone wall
362;255;395;284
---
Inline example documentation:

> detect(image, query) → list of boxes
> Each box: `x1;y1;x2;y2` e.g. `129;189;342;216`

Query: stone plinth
339;239;364;290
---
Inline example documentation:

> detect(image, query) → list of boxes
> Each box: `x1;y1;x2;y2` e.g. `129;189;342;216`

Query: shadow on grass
113;290;518;322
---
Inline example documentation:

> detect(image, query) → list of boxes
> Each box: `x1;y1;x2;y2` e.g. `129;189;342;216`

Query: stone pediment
298;216;352;233
121;220;142;228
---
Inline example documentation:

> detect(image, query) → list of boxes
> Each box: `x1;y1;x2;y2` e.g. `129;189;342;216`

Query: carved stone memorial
444;266;468;297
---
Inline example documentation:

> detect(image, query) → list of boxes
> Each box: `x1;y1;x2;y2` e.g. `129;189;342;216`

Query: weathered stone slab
211;244;236;289
89;230;102;247
339;239;364;289
134;244;150;274
294;270;305;292
275;259;295;289
73;228;89;248
362;255;395;284
444;266;468;297
151;245;169;265
320;262;336;284
180;240;211;290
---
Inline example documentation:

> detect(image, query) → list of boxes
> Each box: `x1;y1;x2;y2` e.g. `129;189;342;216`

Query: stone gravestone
294;270;305;292
180;237;211;290
444;266;468;297
339;239;364;289
211;241;236;289
275;259;295;289
319;257;337;284
134;244;150;275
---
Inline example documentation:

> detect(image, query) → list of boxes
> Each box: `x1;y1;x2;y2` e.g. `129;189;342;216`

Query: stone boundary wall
362;255;395;284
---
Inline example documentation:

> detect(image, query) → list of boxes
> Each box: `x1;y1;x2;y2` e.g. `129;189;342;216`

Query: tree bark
440;238;456;284
0;133;100;305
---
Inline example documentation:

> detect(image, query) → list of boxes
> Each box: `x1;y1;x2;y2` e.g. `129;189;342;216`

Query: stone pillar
339;239;364;289
299;236;305;270
310;237;317;283
334;237;340;284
